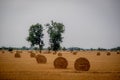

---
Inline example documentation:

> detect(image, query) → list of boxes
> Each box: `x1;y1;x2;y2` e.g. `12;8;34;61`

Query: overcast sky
0;0;120;49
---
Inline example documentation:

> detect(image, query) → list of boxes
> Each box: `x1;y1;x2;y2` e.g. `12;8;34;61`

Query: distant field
0;50;120;80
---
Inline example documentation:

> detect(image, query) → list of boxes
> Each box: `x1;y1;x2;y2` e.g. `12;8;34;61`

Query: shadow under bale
74;57;90;71
35;54;47;64
54;57;68;69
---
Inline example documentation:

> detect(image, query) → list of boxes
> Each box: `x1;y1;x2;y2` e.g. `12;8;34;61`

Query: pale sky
0;0;120;49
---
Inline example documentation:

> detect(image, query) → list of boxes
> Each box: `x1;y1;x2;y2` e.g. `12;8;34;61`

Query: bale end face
74;57;90;71
35;54;47;64
54;57;68;69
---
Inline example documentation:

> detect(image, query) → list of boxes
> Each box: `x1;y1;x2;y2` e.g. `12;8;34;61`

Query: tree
46;21;65;52
62;47;67;51
27;23;44;53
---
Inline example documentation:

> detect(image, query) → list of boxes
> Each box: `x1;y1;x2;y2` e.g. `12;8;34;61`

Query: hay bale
74;57;90;71
35;54;47;63
54;57;68;69
15;53;21;58
117;51;120;54
107;52;111;56
2;50;5;54
97;52;100;56
58;53;62;56
30;52;36;58
53;52;57;55
73;51;77;55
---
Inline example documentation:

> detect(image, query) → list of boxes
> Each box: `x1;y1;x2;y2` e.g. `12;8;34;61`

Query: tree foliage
27;23;44;52
46;21;65;52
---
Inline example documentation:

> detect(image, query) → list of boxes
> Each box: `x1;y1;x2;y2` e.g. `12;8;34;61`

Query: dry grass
0;50;120;80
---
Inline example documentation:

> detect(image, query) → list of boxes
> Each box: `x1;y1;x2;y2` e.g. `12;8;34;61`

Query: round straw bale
15;52;21;58
30;52;36;58
117;51;120;54
97;52;100;56
58;53;62;56
107;52;111;56
74;57;90;71
2;50;5;54
35;54;47;63
54;57;68;69
53;52;57;55
73;51;77;55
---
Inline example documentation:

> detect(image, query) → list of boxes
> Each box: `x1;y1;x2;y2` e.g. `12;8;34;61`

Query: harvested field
0;50;120;80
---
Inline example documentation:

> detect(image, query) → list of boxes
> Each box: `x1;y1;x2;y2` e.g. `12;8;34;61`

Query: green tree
27;23;44;53
46;21;65;53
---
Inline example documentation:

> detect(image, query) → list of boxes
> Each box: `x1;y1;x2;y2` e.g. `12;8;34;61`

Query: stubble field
0;50;120;80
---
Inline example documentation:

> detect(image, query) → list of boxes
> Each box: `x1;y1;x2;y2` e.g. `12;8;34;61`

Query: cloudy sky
0;0;120;49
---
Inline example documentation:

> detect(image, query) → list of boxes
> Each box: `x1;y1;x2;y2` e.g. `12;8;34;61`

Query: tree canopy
27;23;44;52
46;21;65;52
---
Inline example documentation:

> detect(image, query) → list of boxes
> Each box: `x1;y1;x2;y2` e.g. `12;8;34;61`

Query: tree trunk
39;44;41;53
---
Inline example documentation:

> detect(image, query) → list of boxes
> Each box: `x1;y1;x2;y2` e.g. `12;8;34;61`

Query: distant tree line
110;47;120;51
0;46;29;50
0;46;120;51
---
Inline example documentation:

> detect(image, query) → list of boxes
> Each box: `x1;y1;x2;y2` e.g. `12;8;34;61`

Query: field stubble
0;50;120;80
